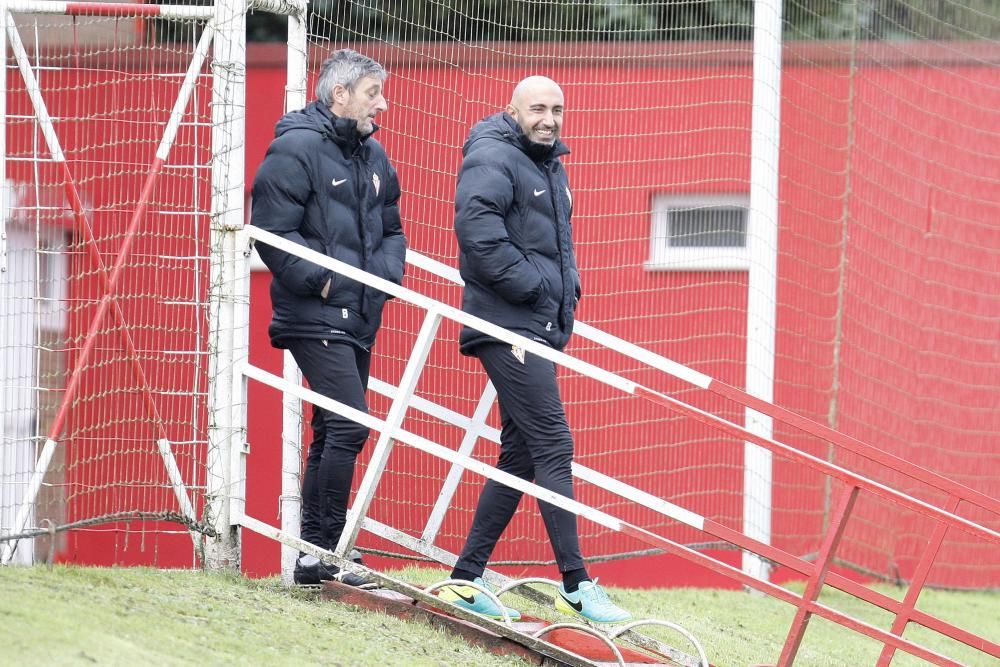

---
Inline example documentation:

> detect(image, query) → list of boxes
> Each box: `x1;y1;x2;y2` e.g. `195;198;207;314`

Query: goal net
1;4;217;565
275;0;1000;590
4;0;997;592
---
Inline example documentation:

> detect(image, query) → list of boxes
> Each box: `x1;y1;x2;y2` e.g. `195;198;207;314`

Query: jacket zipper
353;151;371;320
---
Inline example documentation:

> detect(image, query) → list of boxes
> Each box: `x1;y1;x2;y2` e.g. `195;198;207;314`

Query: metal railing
237;224;1000;666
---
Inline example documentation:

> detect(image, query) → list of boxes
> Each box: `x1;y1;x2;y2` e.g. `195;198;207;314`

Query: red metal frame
627;376;1000;663
7;1;195;449
876;495;962;666
63;2;166;16
710;382;1000;517
7;6;195;522
778;487;859;663
45;159;168;449
661;491;1000;660
613;516;963;666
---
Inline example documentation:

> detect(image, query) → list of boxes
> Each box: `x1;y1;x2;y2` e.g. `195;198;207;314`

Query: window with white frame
647;193;750;271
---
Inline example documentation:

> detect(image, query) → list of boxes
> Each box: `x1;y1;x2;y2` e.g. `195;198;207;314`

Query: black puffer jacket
455;112;580;354
251;101;407;350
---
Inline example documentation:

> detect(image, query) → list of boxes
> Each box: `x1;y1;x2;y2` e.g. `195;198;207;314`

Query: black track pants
453;341;585;575
286;338;371;551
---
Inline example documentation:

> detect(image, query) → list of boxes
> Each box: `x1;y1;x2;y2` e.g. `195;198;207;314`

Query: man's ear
332;83;350;106
505;103;517;117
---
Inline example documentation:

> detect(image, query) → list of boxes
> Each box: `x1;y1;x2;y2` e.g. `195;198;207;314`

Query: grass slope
1;565;997;666
0;566;526;667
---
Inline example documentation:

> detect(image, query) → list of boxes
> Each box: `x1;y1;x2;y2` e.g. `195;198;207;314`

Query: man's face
507;82;564;145
336;75;388;135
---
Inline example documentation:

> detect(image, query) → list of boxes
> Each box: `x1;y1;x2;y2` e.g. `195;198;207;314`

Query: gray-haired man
251;49;407;585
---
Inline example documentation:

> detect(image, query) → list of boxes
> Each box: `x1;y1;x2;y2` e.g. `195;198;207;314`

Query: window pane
669;207;746;247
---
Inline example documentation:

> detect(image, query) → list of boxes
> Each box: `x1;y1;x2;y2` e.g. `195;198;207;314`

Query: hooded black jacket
251;100;407;350
455;112;581;354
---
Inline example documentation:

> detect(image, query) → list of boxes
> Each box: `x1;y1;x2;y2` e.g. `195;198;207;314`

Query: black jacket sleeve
454;158;544;305
250;138;331;296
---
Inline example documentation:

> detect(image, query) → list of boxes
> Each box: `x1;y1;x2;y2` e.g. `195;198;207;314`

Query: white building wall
0;222;39;565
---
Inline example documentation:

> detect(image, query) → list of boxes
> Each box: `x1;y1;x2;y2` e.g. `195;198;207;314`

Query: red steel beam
612;520;961;666
877;495;964;666
778;487;859;665
633;385;1000;547
709;381;1000;517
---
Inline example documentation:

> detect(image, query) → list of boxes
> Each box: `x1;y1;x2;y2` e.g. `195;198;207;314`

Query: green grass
0;565;522;667
1;565;997;666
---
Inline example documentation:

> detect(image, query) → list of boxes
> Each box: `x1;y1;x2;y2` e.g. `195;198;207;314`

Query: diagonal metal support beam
420;379;496;545
334;310;443;557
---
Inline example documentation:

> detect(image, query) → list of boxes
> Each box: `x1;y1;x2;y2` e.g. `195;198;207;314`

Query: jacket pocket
531;274;550;312
321;270;342;303
321;245;358;305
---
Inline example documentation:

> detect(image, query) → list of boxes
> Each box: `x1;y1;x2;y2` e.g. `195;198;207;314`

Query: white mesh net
290;1;1000;589
1;8;215;565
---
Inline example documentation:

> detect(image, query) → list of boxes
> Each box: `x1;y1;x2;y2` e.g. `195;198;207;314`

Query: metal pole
278;0;308;586
1;9;7;273
279;350;302;585
205;0;246;570
743;0;784;583
0;7;11;561
0;12;26;558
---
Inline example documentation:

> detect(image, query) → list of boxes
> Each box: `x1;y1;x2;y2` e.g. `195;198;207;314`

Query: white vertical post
1;9;6;273
0;11;23;565
205;0;247;570
229;251;251;529
335;310;443;556
0;10;9;558
278;3;309;586
1;14;36;567
285;2;308;110
743;0;783;583
279;351;302;584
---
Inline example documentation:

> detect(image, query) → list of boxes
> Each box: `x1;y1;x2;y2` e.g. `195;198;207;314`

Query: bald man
438;77;631;625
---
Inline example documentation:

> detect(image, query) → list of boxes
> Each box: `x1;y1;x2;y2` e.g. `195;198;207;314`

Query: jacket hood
463;112;569;161
274;100;379;149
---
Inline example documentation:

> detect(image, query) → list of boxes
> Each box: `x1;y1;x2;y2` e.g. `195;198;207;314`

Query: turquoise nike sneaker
437;576;521;621
555;579;631;624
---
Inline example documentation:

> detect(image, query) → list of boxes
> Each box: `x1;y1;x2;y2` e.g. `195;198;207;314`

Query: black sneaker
330;567;370;587
292;557;335;586
293;552;372;588
336;549;372;587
